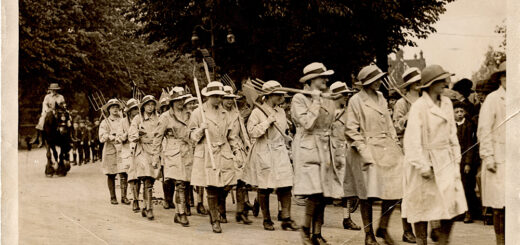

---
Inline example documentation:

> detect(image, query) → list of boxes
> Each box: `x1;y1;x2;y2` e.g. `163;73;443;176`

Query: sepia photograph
3;0;520;244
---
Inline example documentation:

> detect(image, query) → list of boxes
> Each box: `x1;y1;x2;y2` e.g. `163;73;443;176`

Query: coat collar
202;102;226;125
335;109;346;123
169;109;187;125
359;89;386;115
423;92;451;121
497;86;505;100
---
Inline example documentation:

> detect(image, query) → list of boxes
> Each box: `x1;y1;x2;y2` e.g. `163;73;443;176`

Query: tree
130;0;453;88
471;23;506;83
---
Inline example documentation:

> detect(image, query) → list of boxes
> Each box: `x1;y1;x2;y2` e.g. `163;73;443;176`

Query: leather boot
300;226;313;245
281;217;300;231
414;222;428;245
185;188;192;216
493;209;505;245
132;180;141;212
311;233;330;245
218;189;229;223
376;228;395;245
402;218;416;243
174;181;189;226
145;180;154;220
258;189;271;224
360;200;379;245
107;175;118;205
197;202;208;215
120;174;131;205
438;220;453;245
343;218;361;230
207;188;222;233
253;198;260;217
376;200;397;245
162;180;171;209
263;219;275;231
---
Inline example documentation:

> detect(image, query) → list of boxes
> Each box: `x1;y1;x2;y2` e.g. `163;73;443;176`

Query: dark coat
456;119;477;171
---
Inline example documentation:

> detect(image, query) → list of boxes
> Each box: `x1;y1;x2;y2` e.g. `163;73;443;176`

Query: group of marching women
97;60;507;245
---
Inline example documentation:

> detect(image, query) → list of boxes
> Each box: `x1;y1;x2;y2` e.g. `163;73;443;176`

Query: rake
219;74;251;148
382;74;412;103
88;91;113;131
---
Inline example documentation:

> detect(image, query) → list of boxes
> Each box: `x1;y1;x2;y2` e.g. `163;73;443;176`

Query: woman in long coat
403;65;467;245
120;98;140;212
189;81;241;233
247;80;298;231
99;99;124;205
477;61;506;245
291;62;338;245
345;65;404;245
129;95;161;220
157;91;175;210
154;87;192;227
328;82;361;231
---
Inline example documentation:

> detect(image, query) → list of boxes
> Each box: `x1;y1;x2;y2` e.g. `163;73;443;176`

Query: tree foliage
131;0;453;88
471;23;506;83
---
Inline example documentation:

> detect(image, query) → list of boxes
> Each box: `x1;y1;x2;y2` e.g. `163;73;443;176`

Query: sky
401;0;506;81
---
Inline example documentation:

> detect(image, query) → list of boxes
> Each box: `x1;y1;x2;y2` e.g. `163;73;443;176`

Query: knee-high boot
206;187;222;233
493;209;505;245
414;222;428;245
196;186;208;215
107;174;118;205
218;188;229;223
402;218;416;243
131;180;141;212
360;199;379;245
311;197;329;245
277;187;299;231
185;183;192;216
145;178;154;220
120;173;131;205
376;200;397;245
173;181;189;226
301;195;317;245
236;181;252;224
258;189;274;230
438;219;454;245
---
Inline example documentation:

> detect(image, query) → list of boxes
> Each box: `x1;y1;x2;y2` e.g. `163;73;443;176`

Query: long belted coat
246;104;293;189
333;109;364;198
228;109;248;181
99;115;123;175
117;117;133;176
402;93;467;223
129;113;161;178
189;103;241;187
291;91;343;198
345;89;403;200
477;86;505;209
154;109;192;182
393;92;420;142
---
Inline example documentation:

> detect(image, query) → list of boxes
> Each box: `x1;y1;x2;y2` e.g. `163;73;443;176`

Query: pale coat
154;109;192;182
291;91;343;198
393;92;420;141
129;113;161;178
117;117;132;175
345;89;403;200
402;93;467;223
99;116;123;175
228;109;248;181
477;86;505;209
189;103;241;187
246;104;293;189
36;93;66;130
333;109;364;198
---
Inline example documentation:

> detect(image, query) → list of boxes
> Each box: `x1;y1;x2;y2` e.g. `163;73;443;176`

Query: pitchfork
88;91;113;131
381;74;412;103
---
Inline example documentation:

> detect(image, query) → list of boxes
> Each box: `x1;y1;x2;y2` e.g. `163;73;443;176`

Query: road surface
19;148;495;244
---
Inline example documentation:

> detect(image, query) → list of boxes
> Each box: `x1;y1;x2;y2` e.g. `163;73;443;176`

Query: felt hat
170;87;190;101
299;62;334;83
452;78;474;95
183;94;198;105
418;65;455;89
140;95;157;109
357;65;387;86
330;81;356;94
125;98;139;113
261;80;287;96
400;67;421;89
48;83;61;90
201;81;226;96
102;98;123;115
223;86;241;98
490;61;506;82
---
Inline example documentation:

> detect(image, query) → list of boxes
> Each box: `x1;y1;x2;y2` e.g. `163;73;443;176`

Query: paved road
19;149;495;244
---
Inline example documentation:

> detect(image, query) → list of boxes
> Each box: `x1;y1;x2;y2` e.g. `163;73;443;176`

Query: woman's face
186;101;197;111
172;100;185;110
51;90;57;95
160;105;169;113
335;95;347;108
222;97;234;109
108;105;120;116
128;108;139;120
208;95;222;107
144;101;156;114
365;79;381;91
310;77;328;91
429;80;447;95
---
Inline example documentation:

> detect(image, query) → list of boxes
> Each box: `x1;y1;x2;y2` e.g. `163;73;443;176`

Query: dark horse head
44;102;72;177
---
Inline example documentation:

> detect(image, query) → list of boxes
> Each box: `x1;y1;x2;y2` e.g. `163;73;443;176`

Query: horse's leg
44;145;55;177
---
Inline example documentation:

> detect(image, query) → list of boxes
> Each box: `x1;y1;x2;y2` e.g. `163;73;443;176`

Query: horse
43;102;72;177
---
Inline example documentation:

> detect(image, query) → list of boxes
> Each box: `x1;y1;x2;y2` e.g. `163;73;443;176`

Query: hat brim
299;70;334;83
262;90;287;96
140;99;158;108
361;72;387;86
223;94;241;99
183;97;198;105
399;76;421;89
170;94;190;101
125;105;139;113
201;87;227;97
418;72;455;89
48;87;61;90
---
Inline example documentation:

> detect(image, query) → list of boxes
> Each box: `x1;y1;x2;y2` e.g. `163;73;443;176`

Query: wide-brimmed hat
223;86;241;99
476;79;499;94
201;81;226;97
158;91;170;107
261;80;287;96
102;98;123;114
419;65;455;89
357;65;387;86
183;94;198;105
330;81;356;95
452;78;474;95
125;98;139;113
140;95;157;109
400;67;421;89
490;61;506;81
48;83;61;90
170;87;190;101
299;62;334;83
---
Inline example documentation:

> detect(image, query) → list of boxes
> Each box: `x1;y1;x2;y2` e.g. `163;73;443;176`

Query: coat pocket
367;138;403;167
220;150;234;170
299;135;320;164
104;144;117;155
